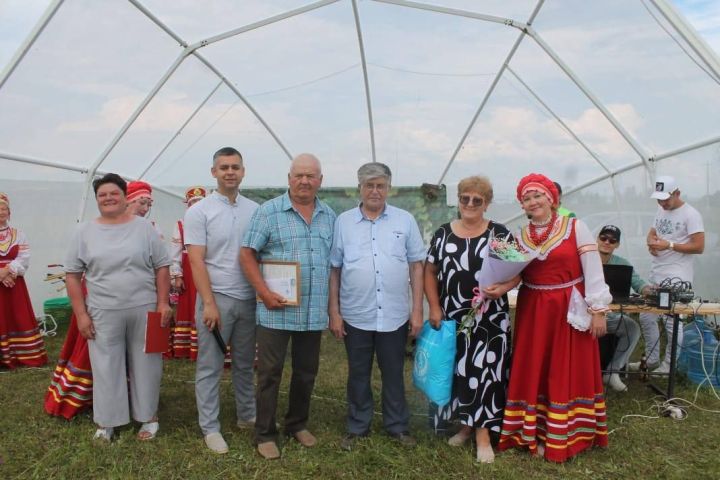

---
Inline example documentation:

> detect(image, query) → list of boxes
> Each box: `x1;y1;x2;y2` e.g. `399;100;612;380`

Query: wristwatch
668;241;674;251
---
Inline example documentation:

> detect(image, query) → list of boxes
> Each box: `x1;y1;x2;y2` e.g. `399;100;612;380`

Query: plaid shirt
242;192;336;331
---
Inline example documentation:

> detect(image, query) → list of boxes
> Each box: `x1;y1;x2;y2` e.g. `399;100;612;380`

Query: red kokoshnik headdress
184;186;207;204
516;173;559;207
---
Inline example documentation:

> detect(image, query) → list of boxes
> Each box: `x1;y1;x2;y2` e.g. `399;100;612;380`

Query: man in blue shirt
240;154;336;460
329;162;426;451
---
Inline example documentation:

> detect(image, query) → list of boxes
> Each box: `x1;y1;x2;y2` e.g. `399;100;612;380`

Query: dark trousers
344;321;410;435
254;325;322;444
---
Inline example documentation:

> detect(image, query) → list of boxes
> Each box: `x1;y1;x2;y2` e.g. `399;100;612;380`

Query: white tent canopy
1;0;719;311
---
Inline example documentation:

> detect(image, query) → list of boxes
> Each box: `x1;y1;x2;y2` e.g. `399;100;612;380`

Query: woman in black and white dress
424;176;516;464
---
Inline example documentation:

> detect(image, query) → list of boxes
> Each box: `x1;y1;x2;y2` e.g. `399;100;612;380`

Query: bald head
288;153;323;205
290;153;321;176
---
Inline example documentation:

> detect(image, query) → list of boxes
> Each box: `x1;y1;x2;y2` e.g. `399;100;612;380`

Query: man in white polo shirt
630;175;704;374
184;147;259;453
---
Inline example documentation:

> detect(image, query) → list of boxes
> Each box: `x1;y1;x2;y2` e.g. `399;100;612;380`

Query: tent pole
186;0;340;51
77;50;191;222
371;0;526;29
435;0;546;185
138;80;223;180
506;66;612;175
500;160;644;224
647;0;720;83
129;0;293;160
525;27;652;172
192;53;293;160
351;0;376;163
653;135;720;162
0;151;87;173
0;0;64;91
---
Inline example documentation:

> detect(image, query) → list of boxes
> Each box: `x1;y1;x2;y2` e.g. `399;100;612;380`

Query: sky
0;0;718;193
2;0;719;308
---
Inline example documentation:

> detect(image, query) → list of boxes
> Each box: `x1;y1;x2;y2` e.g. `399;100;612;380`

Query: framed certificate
258;260;300;306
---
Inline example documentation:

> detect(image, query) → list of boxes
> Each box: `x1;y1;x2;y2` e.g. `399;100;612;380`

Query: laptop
602;264;633;303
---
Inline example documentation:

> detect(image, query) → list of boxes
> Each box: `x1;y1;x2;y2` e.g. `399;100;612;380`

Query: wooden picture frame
258;260;300;306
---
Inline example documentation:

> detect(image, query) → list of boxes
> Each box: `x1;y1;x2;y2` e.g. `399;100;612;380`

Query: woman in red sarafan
44;280;92;419
0;192;48;368
499;174;611;463
169;186;206;359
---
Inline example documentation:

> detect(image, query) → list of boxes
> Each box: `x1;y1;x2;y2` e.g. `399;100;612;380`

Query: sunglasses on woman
598;235;618;244
458;195;484;206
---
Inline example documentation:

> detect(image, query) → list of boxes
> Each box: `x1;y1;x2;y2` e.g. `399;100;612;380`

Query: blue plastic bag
413;320;456;407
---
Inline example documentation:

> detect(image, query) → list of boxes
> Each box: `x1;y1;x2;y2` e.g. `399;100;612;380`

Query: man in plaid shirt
240;153;336;460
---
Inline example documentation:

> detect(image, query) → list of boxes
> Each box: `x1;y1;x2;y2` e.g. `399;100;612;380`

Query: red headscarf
0;192;8;207
516;173;559;207
126;181;153;202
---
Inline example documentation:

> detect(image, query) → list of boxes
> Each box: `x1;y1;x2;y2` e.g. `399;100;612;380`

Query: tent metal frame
1;0;719;222
0;0;64;92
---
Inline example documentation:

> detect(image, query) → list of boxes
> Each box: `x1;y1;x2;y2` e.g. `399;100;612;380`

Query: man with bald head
241;154;336;459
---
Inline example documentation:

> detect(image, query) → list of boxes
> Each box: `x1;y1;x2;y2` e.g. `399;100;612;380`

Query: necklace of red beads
528;211;558;246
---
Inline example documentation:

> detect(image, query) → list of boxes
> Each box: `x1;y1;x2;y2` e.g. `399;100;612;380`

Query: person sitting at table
596;225;652;392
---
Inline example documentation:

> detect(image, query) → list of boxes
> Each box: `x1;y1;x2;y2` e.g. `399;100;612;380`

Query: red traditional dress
170;219;197;359
0;225;48;368
44;283;92;419
499;216;611;463
170;186;232;367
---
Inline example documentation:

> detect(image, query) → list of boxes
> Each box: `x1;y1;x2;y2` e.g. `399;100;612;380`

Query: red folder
145;311;170;353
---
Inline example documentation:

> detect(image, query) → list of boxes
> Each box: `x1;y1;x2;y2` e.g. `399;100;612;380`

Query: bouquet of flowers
458;232;535;336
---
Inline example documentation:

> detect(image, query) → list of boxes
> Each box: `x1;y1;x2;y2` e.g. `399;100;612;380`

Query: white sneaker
604;373;628;392
651;361;670;375
627;361;659;372
93;427;114;442
204;432;229;454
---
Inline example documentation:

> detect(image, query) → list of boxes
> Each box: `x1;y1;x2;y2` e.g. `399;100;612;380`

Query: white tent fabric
1;0;719;312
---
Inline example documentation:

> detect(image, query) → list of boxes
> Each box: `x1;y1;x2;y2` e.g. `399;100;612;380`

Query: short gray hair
357;162;392;185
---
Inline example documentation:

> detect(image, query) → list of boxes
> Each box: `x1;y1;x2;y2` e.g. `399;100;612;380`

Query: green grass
1;325;720;480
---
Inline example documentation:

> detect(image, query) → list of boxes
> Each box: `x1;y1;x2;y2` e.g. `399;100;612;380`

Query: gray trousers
606;313;641;371
87;303;162;428
639;313;683;367
195;292;257;435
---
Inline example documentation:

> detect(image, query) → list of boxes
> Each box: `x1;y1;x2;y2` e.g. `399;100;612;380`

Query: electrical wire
37;313;57;337
246;63;361;97
368;61;497;78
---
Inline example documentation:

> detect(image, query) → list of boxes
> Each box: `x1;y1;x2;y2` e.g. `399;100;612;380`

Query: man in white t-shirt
630;175;705;374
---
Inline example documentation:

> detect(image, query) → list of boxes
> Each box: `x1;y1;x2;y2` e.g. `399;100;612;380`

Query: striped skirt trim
0;329;48;368
499;393;608;462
